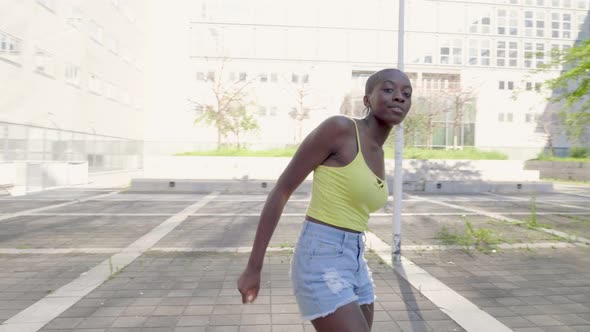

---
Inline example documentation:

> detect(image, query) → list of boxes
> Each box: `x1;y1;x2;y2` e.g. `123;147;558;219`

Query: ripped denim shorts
290;219;376;321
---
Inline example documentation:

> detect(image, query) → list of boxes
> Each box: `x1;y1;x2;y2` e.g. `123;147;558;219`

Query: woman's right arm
237;116;351;304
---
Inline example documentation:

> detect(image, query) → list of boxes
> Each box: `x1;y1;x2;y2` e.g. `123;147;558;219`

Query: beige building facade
187;0;590;158
0;0;148;170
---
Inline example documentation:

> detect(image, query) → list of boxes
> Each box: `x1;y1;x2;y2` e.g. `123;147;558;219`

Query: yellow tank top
306;118;389;232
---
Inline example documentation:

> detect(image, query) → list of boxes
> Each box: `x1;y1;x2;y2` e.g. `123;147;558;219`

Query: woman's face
365;71;412;125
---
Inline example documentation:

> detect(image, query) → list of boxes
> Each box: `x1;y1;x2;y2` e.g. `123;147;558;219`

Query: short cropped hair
365;68;408;96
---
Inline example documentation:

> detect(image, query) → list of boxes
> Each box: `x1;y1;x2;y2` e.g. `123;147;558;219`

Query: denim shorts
290;220;376;321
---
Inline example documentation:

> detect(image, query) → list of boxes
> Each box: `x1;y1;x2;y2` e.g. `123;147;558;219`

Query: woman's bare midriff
305;215;362;234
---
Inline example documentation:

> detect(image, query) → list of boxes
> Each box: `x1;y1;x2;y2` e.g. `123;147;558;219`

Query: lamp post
392;0;405;264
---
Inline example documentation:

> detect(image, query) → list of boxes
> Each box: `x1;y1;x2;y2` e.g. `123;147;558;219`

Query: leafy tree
539;38;590;143
192;60;258;148
226;106;259;149
286;73;322;143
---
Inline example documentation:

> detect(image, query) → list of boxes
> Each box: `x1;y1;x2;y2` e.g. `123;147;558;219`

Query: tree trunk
297;119;303;143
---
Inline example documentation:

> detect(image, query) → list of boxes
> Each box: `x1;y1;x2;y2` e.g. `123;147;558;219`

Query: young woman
238;68;413;332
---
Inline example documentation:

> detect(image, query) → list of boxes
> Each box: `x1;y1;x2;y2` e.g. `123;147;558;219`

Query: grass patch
522;195;551;229
541;178;590;186
560;214;590;224
176;146;508;160
386;146;508;160
534;155;590;163
175;146;299;157
436;217;503;254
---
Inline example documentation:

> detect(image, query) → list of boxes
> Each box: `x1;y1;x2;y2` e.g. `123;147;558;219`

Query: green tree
540;39;590;143
226;106;259;149
286;73;323;143
192;60;258;148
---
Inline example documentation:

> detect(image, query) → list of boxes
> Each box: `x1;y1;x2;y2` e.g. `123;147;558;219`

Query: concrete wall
525;160;590;181
144;156;540;182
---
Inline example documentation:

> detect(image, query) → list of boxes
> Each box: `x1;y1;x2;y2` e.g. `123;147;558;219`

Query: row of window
194;23;583;67
35;0;139;69
0;31;21;63
37;0;137;24
195;71;310;84
498;112;542;123
444;0;589;9
498;80;544;91
70;11;137;68
434;40;571;68
33;47;139;110
469;9;585;39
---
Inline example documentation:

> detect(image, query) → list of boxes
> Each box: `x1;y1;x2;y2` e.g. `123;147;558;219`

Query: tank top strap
350;118;362;154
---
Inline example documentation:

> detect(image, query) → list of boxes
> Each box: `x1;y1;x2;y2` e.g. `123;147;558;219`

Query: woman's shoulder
318;115;356;135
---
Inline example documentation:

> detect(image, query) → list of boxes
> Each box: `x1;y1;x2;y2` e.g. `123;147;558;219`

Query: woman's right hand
237;266;261;304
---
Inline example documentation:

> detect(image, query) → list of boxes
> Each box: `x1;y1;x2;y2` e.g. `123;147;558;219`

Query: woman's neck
362;114;393;147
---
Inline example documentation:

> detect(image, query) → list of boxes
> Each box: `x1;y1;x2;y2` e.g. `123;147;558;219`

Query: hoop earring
365;106;371;115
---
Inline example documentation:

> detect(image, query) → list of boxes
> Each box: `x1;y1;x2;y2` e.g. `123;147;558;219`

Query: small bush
570;147;590;159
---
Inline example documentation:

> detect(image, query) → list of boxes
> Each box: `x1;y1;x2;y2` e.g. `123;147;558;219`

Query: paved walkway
0;183;588;331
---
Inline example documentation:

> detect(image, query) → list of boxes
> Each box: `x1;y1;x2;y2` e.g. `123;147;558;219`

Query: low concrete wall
144;156;541;182
134;156;553;194
130;178;553;194
525;160;590;181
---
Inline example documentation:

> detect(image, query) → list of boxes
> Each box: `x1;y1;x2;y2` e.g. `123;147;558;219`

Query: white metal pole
392;0;405;264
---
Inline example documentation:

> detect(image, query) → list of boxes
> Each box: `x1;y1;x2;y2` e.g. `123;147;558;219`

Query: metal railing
0;121;142;173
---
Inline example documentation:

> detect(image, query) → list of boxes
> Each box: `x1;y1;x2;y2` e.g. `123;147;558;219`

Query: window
206;71;215;82
105;81;116;100
525;42;545;68
260;73;268;83
104;34;118;54
497;9;507;35
497;10;518;35
239;72;247;81
526;82;533;90
508;41;518;67
196;72;205;81
0;31;21;63
440;45;450;64
508;10;519;35
496;41;507;66
65;64;80;86
439;39;462;65
525;11;545;37
452;39;462;65
88;20;103;44
88;73;102;95
498;113;505;122
302;74;309;84
499;81;505;89
469;8;492;34
507;81;514;90
270;72;278;83
37;0;56;12
66;3;83;29
507;113;514;122
535;82;542;91
552;13;572;38
34;48;54;77
535;43;545;67
258;106;266;116
292;73;299;83
526;113;533;122
563;14;571;38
